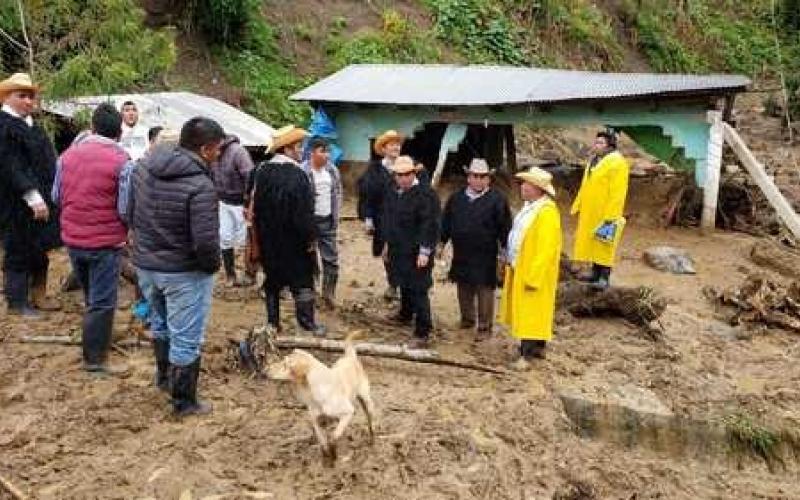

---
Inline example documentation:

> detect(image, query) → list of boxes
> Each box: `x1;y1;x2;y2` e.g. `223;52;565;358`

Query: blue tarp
303;107;344;166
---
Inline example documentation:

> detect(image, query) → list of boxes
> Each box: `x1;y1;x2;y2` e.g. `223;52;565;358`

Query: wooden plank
722;122;800;240
701;111;724;231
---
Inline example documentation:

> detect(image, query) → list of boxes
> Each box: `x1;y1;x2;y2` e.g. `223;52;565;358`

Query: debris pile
704;274;800;332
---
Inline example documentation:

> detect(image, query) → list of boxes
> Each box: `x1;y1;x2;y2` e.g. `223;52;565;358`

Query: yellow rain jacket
498;199;562;341
570;150;629;267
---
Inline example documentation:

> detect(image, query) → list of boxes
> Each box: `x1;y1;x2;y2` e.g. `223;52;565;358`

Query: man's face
520;181;544;201
4;89;37;118
383;140;402;160
394;170;416;190
285;141;304;161
592;136;610;155
121;104;138;127
200;139;223;164
310;146;329;167
467;172;490;192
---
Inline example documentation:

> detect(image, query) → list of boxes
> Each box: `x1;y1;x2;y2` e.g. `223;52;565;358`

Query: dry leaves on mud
704;274;800;332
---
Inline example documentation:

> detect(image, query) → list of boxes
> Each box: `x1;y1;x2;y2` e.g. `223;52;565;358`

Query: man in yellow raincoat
498;167;562;370
570;130;629;289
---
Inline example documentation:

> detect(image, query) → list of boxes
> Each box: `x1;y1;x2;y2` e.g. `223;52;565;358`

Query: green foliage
189;0;253;46
634;12;709;73
214;5;310;125
0;0;175;97
724;414;783;470
423;0;526;64
326;10;441;69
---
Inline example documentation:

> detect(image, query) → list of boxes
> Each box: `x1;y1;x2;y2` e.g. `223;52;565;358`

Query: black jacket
441;188;512;286
130;145;220;274
0;111;61;250
253;157;317;290
382;182;441;290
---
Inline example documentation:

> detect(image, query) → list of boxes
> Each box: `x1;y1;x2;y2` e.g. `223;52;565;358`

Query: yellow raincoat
570;150;629;267
498;199;562;341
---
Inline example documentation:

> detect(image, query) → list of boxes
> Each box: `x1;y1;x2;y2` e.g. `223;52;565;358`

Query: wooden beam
722;122;800;240
504;125;517;173
701;111;724;231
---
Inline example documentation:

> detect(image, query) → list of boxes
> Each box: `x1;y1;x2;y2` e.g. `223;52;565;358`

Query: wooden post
504;125;517;173
701;111;724;232
722;122;800;240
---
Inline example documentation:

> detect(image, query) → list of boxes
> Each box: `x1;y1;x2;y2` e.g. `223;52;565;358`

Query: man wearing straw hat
357;129;405;301
381;156;440;347
498;167;562;370
253;125;326;336
0;73;62;317
441;158;511;339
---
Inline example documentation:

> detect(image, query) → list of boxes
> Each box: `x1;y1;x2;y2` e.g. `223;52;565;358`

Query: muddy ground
2;193;800;499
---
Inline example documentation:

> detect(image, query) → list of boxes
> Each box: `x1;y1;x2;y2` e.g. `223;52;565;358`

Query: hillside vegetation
0;0;798;124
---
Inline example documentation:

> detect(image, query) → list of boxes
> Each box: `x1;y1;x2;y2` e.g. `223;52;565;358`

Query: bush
188;0;253;46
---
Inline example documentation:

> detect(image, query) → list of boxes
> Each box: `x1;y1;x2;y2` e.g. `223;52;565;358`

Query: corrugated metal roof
291;64;750;106
44;91;274;147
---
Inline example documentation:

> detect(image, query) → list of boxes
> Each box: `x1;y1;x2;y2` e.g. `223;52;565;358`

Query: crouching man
131;117;224;416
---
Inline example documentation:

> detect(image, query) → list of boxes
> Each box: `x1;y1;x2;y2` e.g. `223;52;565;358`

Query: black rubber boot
222;249;237;284
4;270;39;318
265;289;281;331
321;271;337;309
171;357;212;417
589;265;611;290
153;338;170;392
83;308;127;375
294;289;326;337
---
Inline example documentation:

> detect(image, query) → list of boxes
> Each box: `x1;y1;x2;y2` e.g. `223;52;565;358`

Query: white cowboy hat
390;155;423;174
463;158;496;175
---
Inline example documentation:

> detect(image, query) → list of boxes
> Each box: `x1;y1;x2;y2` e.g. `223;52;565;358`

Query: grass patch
724;414;786;471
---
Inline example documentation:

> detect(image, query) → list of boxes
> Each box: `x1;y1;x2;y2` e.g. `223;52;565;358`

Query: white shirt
120;123;148;161
311;167;333;217
506;197;548;268
2;104;33;127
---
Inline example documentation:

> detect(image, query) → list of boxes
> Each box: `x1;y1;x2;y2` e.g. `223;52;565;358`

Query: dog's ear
288;357;310;385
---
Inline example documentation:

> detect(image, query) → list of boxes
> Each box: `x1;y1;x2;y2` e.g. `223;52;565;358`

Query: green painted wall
323;101;712;185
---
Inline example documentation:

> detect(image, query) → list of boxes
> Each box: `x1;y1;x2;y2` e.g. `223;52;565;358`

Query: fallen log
0;473;27;500
19;336;145;348
272;336;509;375
558;282;667;326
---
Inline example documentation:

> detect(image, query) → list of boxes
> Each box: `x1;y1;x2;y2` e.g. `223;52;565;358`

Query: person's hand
417;254;429;269
31;201;49;221
381;245;389;262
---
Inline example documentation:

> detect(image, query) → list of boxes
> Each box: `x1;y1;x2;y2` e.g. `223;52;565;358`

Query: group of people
1;70;630;418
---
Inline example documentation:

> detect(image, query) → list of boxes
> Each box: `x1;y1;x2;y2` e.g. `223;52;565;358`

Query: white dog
267;332;376;461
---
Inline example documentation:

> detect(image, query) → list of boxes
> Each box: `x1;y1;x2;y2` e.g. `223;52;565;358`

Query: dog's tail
343;330;362;358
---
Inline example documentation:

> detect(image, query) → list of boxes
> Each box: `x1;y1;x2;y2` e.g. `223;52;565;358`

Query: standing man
570;130;629;289
54;103;132;375
253;125;325;336
0;73;62;317
382;156;440;348
212;134;255;287
302;137;343;310
358;129;404;300
130;117;224;416
120;100;148;162
441;158;511;339
498;167;562;370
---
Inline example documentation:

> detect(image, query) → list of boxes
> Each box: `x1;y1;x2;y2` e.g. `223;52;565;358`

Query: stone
643;246;696;274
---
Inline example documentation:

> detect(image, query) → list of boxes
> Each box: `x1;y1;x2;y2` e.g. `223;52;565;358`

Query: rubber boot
222;249;238;287
153;338;170;392
321;271;337;310
30;268;61;311
265;289;281;331
589;265;611;290
4;270;40;319
295;289;326;337
171;357;212;417
83;308;128;375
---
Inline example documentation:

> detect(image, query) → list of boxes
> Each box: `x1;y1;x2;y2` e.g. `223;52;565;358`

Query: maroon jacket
58;136;128;249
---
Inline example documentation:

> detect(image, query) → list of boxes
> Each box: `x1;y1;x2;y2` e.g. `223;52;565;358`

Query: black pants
399;287;432;338
3;220;48;273
592;263;611;281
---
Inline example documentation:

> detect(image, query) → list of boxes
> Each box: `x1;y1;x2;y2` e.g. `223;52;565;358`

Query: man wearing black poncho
252;125;325;336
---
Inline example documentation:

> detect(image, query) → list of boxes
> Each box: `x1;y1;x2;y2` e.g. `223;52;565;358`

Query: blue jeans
137;269;214;367
68;247;121;312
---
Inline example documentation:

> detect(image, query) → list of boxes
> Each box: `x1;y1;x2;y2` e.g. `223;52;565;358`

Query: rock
643;246;696;274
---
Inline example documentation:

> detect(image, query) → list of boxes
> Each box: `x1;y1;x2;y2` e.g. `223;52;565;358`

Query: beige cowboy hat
390;155;423;174
374;129;404;155
463;158;496;175
269;125;308;153
0;73;39;100
515;166;556;197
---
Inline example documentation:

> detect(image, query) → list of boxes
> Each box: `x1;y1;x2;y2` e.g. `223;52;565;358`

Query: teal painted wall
324;102;712;185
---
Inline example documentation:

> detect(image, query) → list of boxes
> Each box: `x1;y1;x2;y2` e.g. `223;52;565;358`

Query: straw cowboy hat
463;158;495;175
269;125;308;153
374;129;404;155
390;155;423;174
515;166;556;197
0;73;39;100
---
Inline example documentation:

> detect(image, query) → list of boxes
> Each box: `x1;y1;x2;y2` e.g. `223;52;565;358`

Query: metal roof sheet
44;91;274;147
291;64;750;106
